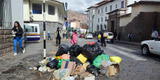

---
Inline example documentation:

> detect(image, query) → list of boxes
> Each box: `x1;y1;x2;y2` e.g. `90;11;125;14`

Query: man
151;30;159;40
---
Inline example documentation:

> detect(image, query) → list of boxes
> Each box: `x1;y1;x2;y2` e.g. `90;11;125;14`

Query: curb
115;40;141;46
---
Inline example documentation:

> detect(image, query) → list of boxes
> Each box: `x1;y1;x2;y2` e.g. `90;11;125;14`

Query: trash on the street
93;54;110;68
31;41;122;79
107;64;120;77
61;61;76;75
110;56;122;64
82;43;103;63
61;54;70;60
77;54;87;64
46;59;58;69
56;44;70;56
53;69;70;80
69;44;82;57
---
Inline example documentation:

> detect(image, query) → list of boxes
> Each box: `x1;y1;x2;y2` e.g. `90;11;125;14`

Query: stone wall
119;12;160;42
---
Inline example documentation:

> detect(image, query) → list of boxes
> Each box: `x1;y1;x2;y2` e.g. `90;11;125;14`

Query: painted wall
11;0;23;27
23;0;65;24
120;3;160;27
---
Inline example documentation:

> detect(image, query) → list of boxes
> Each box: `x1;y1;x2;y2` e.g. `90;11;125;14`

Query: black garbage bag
82;43;103;63
87;65;100;77
46;59;59;69
56;44;70;56
69;44;82;57
70;56;82;65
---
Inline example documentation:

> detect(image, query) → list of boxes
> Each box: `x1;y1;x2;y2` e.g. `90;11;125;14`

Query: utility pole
43;0;46;59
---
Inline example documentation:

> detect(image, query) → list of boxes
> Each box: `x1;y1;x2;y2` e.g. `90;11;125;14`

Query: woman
12;21;25;56
70;30;78;45
56;27;61;46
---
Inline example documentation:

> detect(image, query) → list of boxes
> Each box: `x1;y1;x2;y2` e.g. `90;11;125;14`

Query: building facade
87;0;126;33
23;0;66;33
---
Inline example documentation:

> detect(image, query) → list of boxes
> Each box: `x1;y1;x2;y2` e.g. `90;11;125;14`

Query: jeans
13;37;23;53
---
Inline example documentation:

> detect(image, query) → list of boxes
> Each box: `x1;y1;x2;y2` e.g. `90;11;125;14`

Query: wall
11;0;24;27
24;0;65;24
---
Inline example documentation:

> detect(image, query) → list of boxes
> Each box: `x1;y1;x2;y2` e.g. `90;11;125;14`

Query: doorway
111;21;115;32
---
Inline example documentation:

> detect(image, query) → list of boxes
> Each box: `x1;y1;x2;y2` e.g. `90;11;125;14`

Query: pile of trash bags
31;42;122;80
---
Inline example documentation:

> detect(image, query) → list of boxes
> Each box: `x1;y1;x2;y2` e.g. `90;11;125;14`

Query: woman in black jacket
12;21;25;56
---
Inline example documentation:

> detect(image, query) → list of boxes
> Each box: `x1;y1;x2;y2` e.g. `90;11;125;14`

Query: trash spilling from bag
30;43;123;80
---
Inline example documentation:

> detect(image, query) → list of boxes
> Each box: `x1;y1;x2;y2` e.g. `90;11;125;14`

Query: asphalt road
78;38;160;80
0;38;160;80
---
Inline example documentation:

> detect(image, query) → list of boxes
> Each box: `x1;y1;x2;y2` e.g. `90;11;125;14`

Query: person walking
70;30;78;45
151;29;159;40
55;27;61;46
100;32;106;47
47;31;51;40
12;21;25;56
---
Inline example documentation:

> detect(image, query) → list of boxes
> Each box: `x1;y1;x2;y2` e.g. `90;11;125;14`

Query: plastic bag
46;59;58;69
93;54;110;68
56;44;70;56
86;65;99;77
110;56;122;64
53;69;70;80
69;44;82;57
82;43;103;63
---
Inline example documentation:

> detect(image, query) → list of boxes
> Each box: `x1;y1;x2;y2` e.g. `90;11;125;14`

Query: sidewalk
115;40;141;46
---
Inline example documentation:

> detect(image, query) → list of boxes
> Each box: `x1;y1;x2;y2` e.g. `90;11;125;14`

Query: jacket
12;27;23;37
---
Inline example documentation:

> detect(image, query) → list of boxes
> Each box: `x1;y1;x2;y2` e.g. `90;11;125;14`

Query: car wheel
142;45;150;55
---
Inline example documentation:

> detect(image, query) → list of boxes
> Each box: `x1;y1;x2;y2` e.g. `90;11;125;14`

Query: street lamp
43;0;46;59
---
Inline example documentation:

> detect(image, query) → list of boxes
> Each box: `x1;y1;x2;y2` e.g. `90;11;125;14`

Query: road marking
108;46;147;61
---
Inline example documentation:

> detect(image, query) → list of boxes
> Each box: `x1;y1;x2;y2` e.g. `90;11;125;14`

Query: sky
59;0;103;12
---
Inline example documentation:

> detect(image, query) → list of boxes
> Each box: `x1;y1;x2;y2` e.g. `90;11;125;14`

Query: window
48;5;55;15
115;4;118;9
98;9;100;14
105;7;107;12
101;24;103;30
32;3;42;14
105;17;107;21
101;17;103;22
101;8;103;13
121;1;124;8
97;25;99;31
104;25;107;30
110;5;112;11
98;18;100;23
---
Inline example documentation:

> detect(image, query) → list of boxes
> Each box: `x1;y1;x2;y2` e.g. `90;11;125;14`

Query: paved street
0;38;160;80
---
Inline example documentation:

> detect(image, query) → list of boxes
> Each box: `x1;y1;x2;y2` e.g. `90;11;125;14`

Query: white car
85;34;93;39
141;40;160;55
105;32;114;43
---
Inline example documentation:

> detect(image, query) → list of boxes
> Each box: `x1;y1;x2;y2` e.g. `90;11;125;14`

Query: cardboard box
107;64;120;77
71;65;86;75
61;61;76;75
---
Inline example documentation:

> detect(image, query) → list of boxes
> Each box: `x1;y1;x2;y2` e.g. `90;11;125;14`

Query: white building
23;0;66;32
87;0;126;32
0;0;23;29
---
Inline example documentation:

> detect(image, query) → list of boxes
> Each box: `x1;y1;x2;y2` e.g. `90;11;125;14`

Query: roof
107;8;127;14
87;0;113;9
95;0;113;7
128;1;160;7
119;13;131;18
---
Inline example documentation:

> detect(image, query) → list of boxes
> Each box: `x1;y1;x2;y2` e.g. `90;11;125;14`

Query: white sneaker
22;48;25;54
14;53;17;56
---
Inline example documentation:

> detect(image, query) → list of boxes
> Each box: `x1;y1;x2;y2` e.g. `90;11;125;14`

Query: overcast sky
59;0;102;12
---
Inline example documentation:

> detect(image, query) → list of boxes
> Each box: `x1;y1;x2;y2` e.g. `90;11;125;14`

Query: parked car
85;33;93;39
79;34;85;38
141;39;160;55
105;32;114;43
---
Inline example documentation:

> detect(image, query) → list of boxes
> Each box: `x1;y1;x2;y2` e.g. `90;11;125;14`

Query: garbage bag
82;43;103;63
69;44;82;57
110;56;122;64
56;44;70;56
70;56;82;65
46;59;58;69
53;69;70;80
57;59;70;68
86;65;100;77
93;54;110;68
